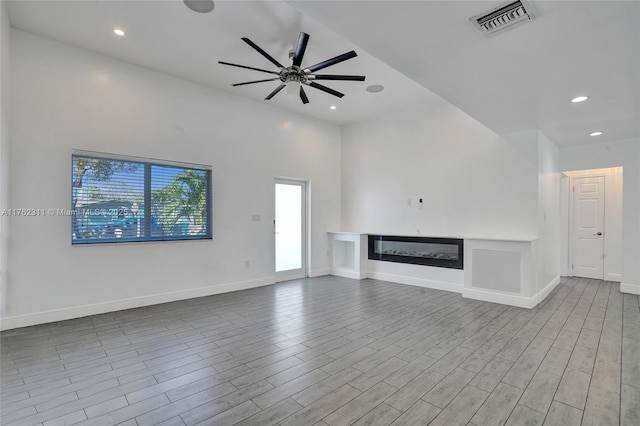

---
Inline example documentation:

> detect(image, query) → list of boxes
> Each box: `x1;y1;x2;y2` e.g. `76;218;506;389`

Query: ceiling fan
219;32;366;104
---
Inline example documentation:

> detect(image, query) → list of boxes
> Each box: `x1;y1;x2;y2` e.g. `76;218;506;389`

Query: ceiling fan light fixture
184;0;215;14
286;79;301;95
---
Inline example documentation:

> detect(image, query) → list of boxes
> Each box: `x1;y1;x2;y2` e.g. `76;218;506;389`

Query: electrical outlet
252;214;261;221
245;260;250;268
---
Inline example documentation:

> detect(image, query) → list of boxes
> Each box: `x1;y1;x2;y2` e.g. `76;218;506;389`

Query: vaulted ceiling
6;1;639;147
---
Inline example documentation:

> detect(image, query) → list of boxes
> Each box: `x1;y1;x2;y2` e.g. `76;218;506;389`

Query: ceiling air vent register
470;0;535;37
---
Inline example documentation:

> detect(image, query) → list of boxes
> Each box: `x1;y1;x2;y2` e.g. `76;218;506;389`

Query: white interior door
275;179;307;282
572;176;605;279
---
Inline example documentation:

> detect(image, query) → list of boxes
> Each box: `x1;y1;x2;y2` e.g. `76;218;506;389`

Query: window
72;152;212;244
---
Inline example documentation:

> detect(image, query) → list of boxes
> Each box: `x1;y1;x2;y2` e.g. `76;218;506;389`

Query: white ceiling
6;1;640;147
6;0;432;126
290;0;640;147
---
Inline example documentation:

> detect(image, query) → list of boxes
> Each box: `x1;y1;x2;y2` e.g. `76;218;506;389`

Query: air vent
470;0;535;37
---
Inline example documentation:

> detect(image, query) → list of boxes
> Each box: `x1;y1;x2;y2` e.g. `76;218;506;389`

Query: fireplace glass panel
368;235;463;269
374;240;459;261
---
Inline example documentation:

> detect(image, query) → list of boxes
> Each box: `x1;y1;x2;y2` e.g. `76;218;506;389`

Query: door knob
594;232;603;236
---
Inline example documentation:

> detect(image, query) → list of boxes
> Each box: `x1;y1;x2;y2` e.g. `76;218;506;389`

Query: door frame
274;177;309;282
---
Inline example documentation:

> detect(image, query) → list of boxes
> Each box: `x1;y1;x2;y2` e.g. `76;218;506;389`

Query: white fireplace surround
329;232;560;309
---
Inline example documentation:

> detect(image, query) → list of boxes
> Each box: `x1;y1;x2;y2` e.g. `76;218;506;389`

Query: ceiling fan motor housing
281;67;306;84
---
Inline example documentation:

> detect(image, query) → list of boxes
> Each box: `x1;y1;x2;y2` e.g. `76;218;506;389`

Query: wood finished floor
1;276;639;426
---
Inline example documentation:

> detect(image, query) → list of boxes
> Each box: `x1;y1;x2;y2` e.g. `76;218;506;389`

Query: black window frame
71;151;212;245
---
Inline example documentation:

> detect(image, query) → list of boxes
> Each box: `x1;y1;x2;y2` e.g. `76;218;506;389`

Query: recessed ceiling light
571;96;588;103
184;0;215;13
113;28;125;37
330;105;337;110
589;131;603;137
366;84;384;93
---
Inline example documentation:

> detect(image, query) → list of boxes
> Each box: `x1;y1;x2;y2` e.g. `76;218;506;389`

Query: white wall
560;139;640;292
537;131;561;292
0;0;10;315
340;98;538;240
3;30;342;328
501;129;562;292
339;98;562;305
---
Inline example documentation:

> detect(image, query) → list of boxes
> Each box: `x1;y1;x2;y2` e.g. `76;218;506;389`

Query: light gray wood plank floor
1;276;638;425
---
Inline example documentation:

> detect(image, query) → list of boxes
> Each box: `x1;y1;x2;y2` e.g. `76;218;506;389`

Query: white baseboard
620;282;640;295
330;268;367;280
0;276;275;331
463;288;536;309
308;268;331;278
535;276;561;305
463;275;560;309
368;271;462;294
606;273;622;283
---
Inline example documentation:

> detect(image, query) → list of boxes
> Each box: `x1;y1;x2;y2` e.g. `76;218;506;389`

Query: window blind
72;153;212;244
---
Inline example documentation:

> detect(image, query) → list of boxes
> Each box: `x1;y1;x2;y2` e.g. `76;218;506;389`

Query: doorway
274;178;307;282
563;167;623;281
572;176;605;279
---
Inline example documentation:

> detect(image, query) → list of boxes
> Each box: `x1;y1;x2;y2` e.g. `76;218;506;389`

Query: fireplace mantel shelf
328;231;537;243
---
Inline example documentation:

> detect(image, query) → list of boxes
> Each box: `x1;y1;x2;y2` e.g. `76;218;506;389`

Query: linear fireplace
368;235;464;269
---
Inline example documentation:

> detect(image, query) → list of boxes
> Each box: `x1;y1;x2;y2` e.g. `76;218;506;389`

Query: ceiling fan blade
265;83;286;100
305;51;357;73
308;82;344;98
312;74;366;81
300;85;309;104
232;78;281;87
241;37;284;68
218;61;280;75
292;32;310;68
